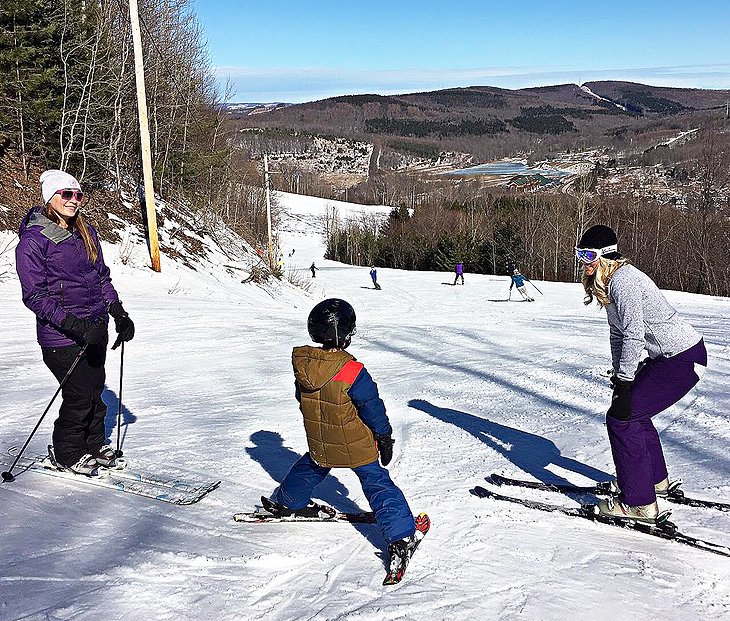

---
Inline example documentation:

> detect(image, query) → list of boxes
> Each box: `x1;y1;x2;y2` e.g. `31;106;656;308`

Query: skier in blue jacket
510;269;534;301
369;266;381;290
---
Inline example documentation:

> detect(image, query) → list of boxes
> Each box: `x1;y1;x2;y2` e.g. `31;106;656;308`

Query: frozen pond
445;160;570;178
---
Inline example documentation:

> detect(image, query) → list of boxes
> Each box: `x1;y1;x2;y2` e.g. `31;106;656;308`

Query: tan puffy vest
292;345;379;468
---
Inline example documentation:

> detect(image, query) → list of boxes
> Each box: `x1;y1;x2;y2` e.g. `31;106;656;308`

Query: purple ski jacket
15;207;119;347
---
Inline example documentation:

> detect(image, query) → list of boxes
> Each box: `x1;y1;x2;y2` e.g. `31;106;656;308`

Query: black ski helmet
577;225;620;260
307;298;356;348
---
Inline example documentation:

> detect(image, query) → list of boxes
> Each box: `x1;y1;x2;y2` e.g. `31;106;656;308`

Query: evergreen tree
0;0;63;168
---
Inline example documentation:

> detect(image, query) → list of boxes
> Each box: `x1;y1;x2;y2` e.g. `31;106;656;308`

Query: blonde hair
43;204;99;263
582;256;630;306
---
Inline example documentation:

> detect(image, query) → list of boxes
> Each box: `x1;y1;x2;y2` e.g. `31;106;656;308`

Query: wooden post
128;0;161;272
263;152;273;269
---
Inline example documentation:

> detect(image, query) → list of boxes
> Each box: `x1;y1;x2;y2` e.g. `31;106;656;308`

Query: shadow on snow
409;398;610;486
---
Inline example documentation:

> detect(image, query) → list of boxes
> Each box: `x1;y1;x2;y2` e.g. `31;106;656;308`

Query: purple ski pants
606;339;707;506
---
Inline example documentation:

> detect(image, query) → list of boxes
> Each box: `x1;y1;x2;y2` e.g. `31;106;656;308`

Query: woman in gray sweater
576;225;706;522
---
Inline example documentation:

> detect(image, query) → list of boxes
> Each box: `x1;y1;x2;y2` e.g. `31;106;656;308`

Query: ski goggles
55;189;84;201
574;244;618;264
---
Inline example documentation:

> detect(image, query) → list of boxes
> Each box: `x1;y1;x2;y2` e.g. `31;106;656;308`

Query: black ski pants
41;343;107;467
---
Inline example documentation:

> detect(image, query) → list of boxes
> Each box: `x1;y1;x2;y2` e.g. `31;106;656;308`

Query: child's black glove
607;379;633;421
375;433;395;466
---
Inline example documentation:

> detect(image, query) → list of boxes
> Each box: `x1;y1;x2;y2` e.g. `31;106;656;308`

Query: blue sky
191;0;730;103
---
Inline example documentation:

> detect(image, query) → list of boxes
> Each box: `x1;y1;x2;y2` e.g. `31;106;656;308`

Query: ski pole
115;341;125;458
508;284;512;301
528;280;544;295
2;345;88;482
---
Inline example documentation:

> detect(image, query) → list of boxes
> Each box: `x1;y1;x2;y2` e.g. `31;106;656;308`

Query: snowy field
1;191;729;620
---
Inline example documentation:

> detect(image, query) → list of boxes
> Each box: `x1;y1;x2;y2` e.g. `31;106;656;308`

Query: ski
488;473;730;512
6;448;220;496
383;512;430;585
0;450;220;505
471;486;730;558
233;506;376;523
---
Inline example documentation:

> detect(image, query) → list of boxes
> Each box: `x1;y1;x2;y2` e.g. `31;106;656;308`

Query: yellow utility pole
128;0;161;272
263;152;273;269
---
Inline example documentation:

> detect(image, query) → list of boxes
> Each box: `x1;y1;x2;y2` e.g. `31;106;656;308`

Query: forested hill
234;81;730;158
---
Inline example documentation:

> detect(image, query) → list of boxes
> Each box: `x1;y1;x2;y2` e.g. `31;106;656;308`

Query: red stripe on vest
332;360;364;384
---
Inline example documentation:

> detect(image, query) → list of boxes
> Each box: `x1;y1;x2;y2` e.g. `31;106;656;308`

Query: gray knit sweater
605;265;702;380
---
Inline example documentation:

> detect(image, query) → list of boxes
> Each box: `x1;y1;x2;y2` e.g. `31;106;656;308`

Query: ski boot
384;513;431;585
67;454;101;476
654;477;684;498
91;445;125;469
596;496;661;524
597;477;683;498
44;445;99;476
260;496;336;519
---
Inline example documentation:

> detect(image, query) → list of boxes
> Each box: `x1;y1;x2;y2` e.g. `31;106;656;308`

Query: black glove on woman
374;433;395;466
61;314;107;345
109;301;135;350
607;379;633;421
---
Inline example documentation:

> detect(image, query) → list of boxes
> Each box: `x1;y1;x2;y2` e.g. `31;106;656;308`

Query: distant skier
453;261;464;285
310;262;318;278
370;266;381;290
15;169;135;475
576;224;706;523
261;298;425;575
510;269;534;301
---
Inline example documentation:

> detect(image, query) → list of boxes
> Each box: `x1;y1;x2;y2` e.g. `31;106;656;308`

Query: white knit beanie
40;169;81;204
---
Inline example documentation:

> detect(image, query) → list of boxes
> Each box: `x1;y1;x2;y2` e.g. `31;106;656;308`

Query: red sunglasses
55;189;84;201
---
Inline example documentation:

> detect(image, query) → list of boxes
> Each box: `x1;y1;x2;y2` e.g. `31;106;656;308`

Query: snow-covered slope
1;192;729;620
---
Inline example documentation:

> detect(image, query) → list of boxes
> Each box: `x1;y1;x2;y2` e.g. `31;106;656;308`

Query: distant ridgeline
234;81;730;158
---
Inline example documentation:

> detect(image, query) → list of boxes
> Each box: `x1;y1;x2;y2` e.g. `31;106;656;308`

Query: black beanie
577;225;620;259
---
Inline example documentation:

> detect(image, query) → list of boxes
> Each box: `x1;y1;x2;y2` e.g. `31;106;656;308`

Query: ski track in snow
0;191;729;620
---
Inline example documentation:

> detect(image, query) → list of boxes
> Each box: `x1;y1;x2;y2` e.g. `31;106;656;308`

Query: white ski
1;449;220;505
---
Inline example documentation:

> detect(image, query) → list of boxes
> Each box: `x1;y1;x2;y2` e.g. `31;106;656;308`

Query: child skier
510;269;534;301
262;298;428;579
310;262;318;278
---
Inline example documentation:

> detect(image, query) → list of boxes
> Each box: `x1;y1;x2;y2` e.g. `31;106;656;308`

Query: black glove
109;301;135;350
375;433;395;466
607;379;633;421
61;314;107;345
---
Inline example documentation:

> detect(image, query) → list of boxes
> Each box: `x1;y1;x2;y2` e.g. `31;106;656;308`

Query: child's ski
233;506;376;523
383;512;431;585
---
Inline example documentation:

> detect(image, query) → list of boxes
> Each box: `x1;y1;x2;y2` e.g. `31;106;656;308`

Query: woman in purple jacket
15;170;135;475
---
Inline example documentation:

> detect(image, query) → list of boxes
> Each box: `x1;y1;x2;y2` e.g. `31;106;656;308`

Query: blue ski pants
272;452;416;543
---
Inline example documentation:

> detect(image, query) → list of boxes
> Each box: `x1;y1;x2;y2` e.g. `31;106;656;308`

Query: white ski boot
596;496;660;524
